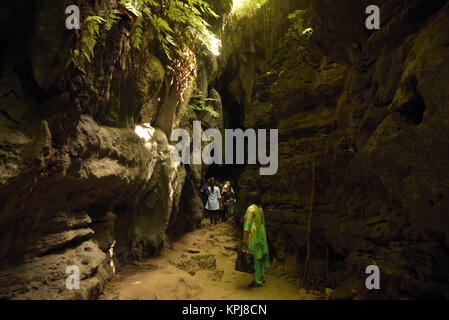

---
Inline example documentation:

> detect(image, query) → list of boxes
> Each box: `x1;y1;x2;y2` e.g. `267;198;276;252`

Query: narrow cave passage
100;218;323;300
1;0;449;302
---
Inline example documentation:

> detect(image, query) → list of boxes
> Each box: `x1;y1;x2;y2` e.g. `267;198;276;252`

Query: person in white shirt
205;177;222;229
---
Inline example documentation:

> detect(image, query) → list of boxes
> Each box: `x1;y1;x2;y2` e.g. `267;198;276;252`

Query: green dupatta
244;204;270;268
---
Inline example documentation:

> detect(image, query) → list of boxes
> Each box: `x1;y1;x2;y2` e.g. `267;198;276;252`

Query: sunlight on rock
109;240;116;275
135;123;155;142
232;0;266;16
202;27;221;56
232;0;245;13
302;28;313;35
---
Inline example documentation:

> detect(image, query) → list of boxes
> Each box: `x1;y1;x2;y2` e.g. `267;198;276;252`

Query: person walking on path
205;177;222;229
222;185;235;221
242;191;270;287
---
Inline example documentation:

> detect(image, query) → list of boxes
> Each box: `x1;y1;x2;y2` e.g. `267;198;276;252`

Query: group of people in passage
200;177;236;228
199;178;270;288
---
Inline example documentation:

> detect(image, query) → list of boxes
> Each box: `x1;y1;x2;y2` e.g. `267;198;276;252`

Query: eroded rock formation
0;0;224;299
1;0;448;300
233;0;449;299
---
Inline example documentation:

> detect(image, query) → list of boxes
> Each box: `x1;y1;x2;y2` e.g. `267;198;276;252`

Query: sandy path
99;219;323;300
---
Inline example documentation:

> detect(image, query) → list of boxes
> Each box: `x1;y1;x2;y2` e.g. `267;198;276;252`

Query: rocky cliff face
234;0;449;299
0;0;224;299
1;0;448;300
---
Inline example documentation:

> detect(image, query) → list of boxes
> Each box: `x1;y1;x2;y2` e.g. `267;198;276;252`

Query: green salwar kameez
243;204;270;285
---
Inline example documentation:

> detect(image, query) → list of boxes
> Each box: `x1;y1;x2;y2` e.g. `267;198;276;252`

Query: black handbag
235;250;254;274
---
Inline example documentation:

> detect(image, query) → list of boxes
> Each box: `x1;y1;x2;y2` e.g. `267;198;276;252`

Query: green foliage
67;9;120;68
67;0;221;69
288;9;307;33
188;93;220;118
131;16;144;49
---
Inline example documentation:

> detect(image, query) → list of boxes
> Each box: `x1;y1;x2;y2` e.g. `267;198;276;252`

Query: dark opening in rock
398;94;425;125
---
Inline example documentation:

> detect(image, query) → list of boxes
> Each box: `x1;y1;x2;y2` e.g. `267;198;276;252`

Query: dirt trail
100;219;323;300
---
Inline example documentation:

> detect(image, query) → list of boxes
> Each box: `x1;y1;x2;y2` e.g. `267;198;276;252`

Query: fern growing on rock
67;0;220;70
67;9;121;68
188;93;220;119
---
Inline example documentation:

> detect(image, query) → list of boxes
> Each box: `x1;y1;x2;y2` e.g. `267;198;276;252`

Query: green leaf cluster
67;9;121;68
188;93;219;118
287;9;307;33
68;0;220;69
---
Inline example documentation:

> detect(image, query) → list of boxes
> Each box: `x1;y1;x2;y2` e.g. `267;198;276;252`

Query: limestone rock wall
235;0;449;299
0;0;221;299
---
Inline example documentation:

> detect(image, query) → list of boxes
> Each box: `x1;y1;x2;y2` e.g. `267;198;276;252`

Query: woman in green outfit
242;191;270;287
